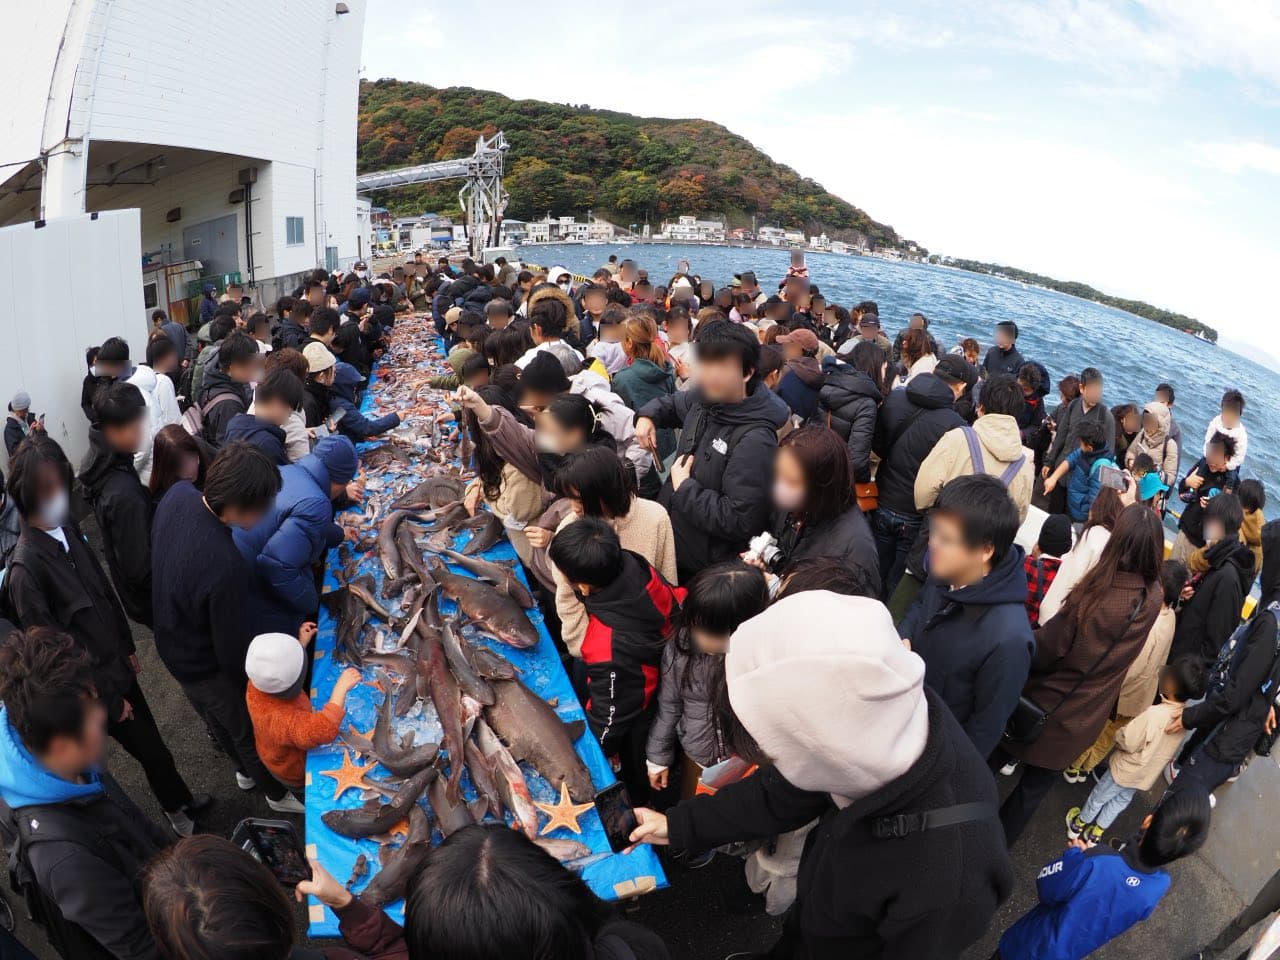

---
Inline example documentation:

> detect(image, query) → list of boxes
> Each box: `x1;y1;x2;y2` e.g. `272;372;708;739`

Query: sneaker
1164;761;1180;785
1108;837;1127;851
999;760;1019;776
235;771;257;791
1083;824;1104;847
268;792;306;814
1208;794;1216;809
1062;767;1086;784
686;849;716;869
166;809;196;837
1226;760;1246;784
1065;807;1087;841
185;792;214;815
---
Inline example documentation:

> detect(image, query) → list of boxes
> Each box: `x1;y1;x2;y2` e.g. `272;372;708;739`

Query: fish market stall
303;319;666;937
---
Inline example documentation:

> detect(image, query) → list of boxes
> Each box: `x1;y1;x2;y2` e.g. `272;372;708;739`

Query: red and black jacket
577;551;685;745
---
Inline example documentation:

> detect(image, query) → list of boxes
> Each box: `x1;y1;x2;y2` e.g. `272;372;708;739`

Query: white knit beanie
245;633;306;697
726;592;929;808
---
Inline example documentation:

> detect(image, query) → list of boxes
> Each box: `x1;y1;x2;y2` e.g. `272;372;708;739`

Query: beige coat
1039;525;1110;625
1115;605;1175;718
913;414;1034;520
469;463;548;569
551;497;678;657
1109;701;1185;790
1125;401;1179;483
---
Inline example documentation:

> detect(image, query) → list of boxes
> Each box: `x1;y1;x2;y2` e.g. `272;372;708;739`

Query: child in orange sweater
245;623;360;789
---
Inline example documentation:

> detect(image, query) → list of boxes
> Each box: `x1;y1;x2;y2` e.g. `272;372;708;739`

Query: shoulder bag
1003;587;1148;746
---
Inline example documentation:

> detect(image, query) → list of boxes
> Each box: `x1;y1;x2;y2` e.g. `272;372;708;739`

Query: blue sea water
527;242;1280;520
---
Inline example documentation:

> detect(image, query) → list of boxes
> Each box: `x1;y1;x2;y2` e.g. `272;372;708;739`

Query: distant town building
783;229;806;246
659;215;726;242
756;226;787;245
809;232;831;251
392;213;453;251
523;213;616;243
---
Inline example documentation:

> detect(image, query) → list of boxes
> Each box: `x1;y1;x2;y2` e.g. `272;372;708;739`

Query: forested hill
357;80;908;248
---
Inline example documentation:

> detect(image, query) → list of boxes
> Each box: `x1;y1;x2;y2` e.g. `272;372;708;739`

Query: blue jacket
1065;448;1117;522
898;545;1035;757
222;413;287;465
330;362;400;442
999;845;1170;960
232;455;342;633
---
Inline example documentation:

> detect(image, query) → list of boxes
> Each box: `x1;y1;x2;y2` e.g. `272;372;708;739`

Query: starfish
533;781;595;836
319;749;379;801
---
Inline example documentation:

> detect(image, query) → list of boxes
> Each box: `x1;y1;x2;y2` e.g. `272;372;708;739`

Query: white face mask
772;482;805;513
558;282;571;293
38;489;69;529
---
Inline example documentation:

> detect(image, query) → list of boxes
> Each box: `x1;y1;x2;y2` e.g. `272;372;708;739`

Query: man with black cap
935;352;982;423
79;381;154;627
982;320;1025;379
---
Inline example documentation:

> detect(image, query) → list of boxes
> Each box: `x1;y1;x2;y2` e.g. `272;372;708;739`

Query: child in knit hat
1025;513;1072;627
244;622;360;790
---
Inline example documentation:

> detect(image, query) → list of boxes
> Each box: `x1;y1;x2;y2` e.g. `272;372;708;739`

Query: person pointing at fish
627;592;1013;960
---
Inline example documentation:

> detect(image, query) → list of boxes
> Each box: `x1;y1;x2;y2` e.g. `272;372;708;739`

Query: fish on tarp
460;511;504;556
441;617;495;706
440;549;535;609
484;677;594;803
372;669;439;776
320;587;366;667
473;717;539;839
390;473;465;511
344;853;369;890
362;650;416;676
320;765;434;839
466;639;519;681
378;510;410;580
396;523;434;592
419;629;467;803
359;805;432;908
348;573;393;621
427;767;478;837
463;738;504;821
430;560;539;649
533;838;592;862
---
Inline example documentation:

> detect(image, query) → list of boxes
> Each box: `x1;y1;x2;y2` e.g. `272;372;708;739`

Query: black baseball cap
858;313;881;328
935;355;978;388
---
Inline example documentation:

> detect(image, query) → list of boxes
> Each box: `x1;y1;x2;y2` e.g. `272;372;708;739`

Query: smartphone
593;782;638;853
1098;466;1127;491
231;818;312;886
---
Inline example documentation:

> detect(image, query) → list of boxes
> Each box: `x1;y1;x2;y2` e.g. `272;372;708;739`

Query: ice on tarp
305;338;666;938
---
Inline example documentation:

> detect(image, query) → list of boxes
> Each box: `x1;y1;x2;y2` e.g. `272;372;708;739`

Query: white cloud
1194;140;1280;176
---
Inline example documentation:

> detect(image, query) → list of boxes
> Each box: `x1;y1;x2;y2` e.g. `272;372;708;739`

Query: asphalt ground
1;519;1256;960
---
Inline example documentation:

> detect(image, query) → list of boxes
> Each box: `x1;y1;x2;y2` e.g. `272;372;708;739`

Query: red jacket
1024;554;1062;628
578;551;685;746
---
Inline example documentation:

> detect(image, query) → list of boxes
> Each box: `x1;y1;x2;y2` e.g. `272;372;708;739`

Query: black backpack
0;800;121;960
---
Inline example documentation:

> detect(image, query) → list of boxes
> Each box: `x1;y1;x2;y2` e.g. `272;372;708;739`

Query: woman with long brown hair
994;503;1164;844
611;314;675;497
1037;484;1125;624
148;424;209;504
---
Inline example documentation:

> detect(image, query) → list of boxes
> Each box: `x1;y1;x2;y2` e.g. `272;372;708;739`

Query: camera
744;531;782;571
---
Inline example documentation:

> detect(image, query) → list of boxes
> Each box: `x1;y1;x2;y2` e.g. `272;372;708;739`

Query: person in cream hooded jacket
628;592;1013;960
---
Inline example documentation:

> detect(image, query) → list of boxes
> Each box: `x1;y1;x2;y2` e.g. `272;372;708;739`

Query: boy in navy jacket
996;785;1211;960
549;517;684;806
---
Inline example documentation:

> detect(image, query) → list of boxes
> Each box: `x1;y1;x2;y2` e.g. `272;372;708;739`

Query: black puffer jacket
78;428;153;625
1261;519;1280;607
666;691;1012;960
982;344;1024;379
770;506;881;595
817;357;882;483
1183;606;1280;766
1170;537;1253;666
640;384;790;581
873;374;965;517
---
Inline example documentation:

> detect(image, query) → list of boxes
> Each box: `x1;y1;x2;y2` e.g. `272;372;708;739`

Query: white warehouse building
0;0;368;310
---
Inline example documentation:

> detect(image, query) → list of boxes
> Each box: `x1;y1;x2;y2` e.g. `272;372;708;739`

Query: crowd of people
0;248;1278;960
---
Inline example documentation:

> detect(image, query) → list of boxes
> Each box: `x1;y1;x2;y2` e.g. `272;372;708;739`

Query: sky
360;0;1280;358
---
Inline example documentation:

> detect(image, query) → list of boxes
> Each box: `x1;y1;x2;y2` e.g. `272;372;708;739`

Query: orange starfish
533;781;595;836
319;749;379;801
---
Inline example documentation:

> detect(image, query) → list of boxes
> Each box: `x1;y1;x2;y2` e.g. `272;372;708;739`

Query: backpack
960;425;1026;487
1;800;122;960
181;391;240;442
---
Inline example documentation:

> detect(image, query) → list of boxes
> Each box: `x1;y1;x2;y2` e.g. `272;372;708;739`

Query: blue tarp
304;332;666;938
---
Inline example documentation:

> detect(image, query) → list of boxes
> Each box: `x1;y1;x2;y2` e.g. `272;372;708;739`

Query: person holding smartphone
4;390;43;457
